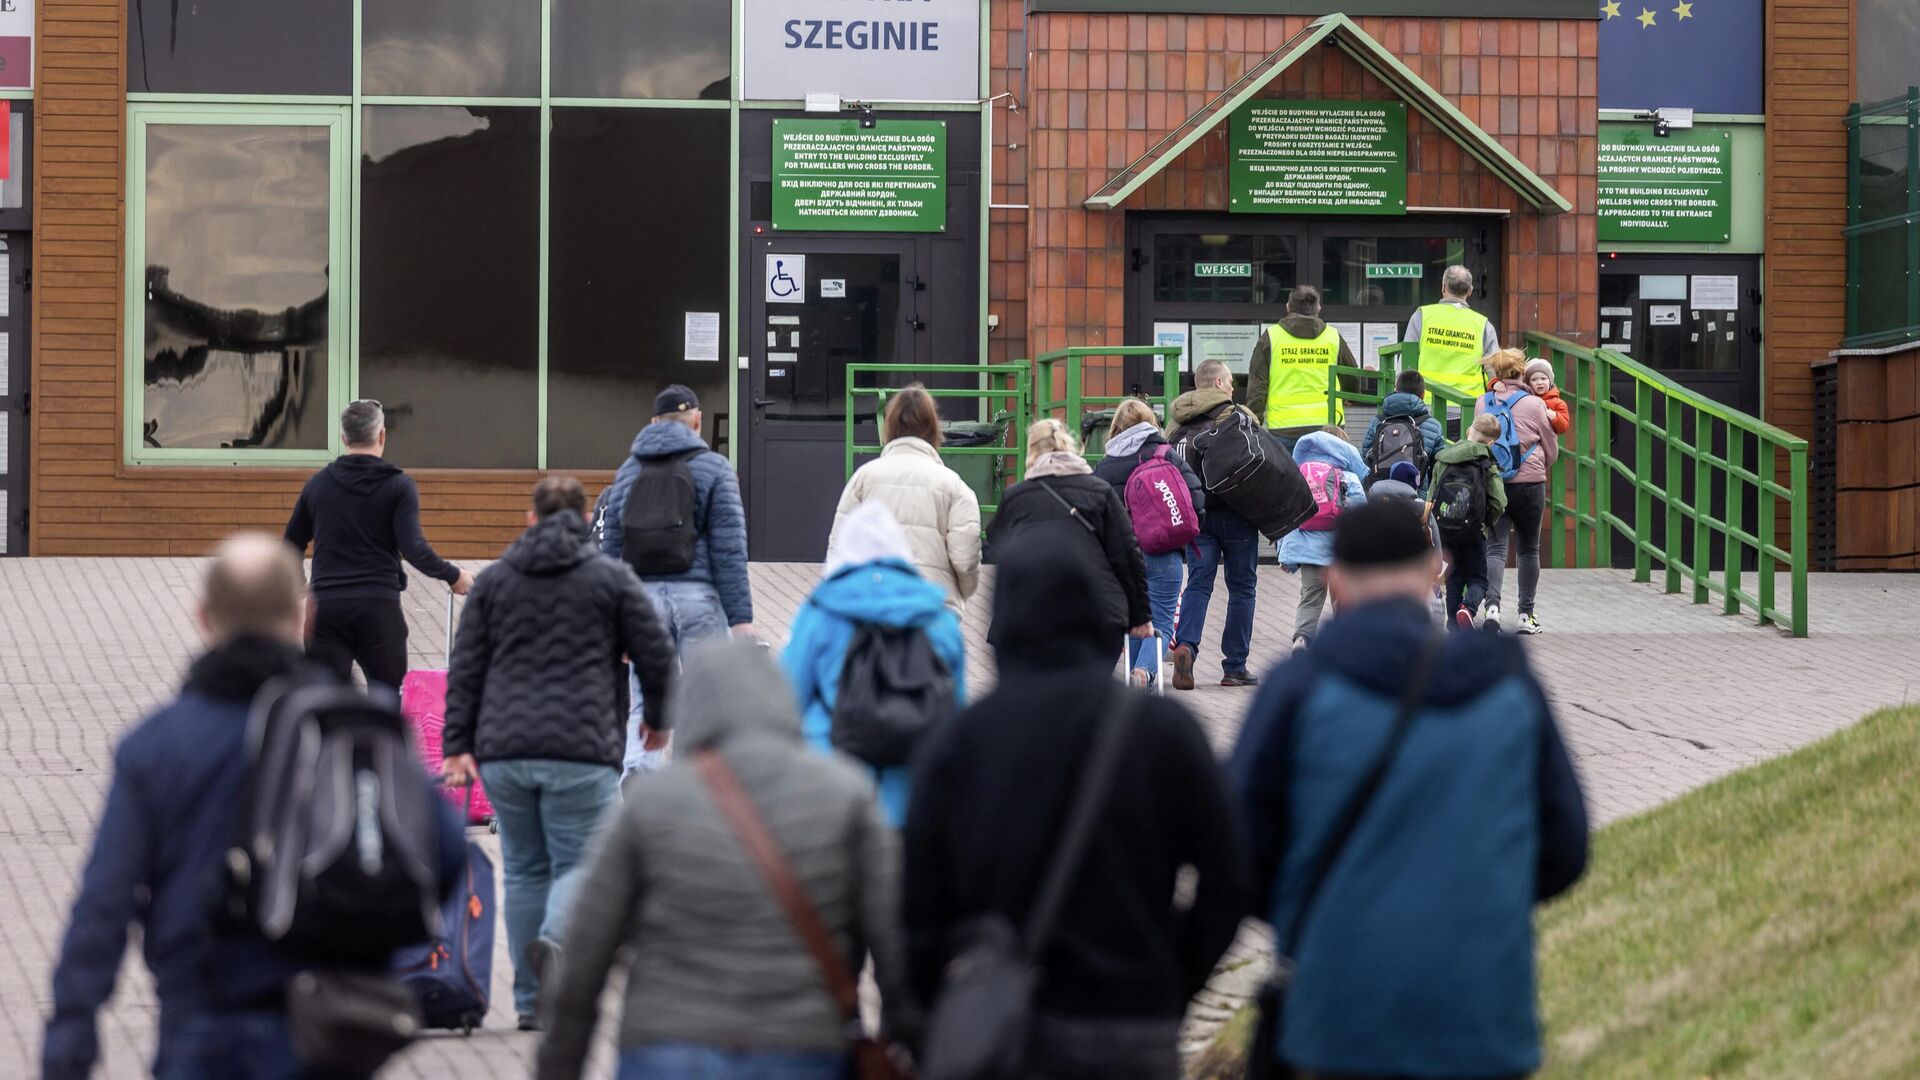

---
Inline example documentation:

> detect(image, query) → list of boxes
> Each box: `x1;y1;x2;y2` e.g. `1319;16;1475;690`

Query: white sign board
743;0;980;102
1189;324;1262;376
1690;274;1740;312
0;0;30;91
821;278;846;298
766;254;806;303
684;312;720;361
1152;321;1188;373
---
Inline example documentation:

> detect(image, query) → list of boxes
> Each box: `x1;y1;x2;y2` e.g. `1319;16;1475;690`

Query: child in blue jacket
782;502;966;826
1279;428;1369;649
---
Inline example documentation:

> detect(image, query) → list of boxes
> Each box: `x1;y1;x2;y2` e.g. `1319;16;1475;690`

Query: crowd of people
42;270;1589;1080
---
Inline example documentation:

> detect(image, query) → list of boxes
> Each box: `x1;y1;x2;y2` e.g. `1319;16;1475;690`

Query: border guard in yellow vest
1405;265;1500;401
1246;285;1359;452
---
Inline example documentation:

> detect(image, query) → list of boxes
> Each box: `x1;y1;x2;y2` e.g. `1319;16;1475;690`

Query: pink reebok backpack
1298;460;1345;532
1124;446;1202;555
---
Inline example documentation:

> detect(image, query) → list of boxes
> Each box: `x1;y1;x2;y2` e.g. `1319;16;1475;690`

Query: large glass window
1153;234;1297;305
362;0;540;98
1859;0;1920;107
1320;236;1466;309
551;0;730;100
359;107;540;469
135;115;343;457
128;0;351;96
548;109;730;469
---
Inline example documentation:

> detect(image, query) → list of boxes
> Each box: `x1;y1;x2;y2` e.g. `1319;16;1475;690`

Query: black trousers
1443;535;1489;626
310;595;409;691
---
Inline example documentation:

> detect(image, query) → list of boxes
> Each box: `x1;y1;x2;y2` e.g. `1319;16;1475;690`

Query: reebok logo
1155;478;1184;526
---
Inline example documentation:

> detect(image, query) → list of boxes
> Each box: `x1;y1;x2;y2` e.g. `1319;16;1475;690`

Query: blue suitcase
393;839;495;1033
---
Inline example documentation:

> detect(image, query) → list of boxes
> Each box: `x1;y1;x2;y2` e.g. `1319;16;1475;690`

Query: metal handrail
843;363;1032;515
1032;346;1183;463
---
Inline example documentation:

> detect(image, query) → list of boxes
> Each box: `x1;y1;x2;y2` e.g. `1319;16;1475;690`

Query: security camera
1632;107;1693;139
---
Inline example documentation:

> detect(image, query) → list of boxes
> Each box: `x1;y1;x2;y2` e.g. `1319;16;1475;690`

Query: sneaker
1169;644;1196;691
1129;667;1151;689
516;1015;543;1033
1517;613;1543;635
1478;603;1502;632
1454;606;1474;632
1221;670;1260;687
525;937;563;1025
1292;636;1310;653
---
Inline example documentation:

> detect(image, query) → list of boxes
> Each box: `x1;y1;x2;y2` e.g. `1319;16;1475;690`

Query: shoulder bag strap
1023;690;1140;955
1280;635;1444;961
1035;478;1098;535
693;751;862;1024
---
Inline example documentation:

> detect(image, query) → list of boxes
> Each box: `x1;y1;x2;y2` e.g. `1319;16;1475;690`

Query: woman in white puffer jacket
829;384;982;613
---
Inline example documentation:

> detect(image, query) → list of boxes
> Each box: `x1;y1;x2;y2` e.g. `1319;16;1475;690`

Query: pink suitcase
405;593;494;826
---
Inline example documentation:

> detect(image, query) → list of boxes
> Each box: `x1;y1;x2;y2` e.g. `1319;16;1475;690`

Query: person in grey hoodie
536;639;911;1080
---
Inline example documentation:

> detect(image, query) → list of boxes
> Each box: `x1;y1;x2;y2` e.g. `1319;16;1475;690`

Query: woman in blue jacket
1279;428;1368;649
782;501;966;826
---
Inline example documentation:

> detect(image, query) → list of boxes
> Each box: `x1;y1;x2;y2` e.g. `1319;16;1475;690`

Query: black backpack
1366;416;1429;487
831;622;955;769
1432;460;1490;542
621;449;702;576
1174;405;1318;542
228;679;443;965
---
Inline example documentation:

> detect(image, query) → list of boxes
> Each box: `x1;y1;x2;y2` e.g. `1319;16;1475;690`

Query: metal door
746;236;920;561
0;235;27;555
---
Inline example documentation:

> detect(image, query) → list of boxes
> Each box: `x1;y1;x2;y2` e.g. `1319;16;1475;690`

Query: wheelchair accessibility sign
766;255;806;304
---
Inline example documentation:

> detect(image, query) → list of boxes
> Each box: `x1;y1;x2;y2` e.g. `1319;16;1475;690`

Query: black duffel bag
1175;404;1318;541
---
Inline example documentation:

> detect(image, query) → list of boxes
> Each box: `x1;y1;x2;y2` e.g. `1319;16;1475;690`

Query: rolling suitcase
402;593;494;826
393;817;495;1034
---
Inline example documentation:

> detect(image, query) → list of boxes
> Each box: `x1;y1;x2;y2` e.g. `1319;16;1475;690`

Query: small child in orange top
1525;358;1571;435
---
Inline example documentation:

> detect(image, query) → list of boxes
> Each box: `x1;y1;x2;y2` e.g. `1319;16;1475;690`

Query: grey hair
1442;265;1474;298
341;400;385;448
1195;358;1234;388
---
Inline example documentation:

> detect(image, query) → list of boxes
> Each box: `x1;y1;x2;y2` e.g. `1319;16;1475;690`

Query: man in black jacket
440;475;674;1030
284;399;473;690
904;537;1246;1076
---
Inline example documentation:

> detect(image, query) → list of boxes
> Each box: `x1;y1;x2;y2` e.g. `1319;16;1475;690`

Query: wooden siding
1762;0;1853;439
26;0;596;558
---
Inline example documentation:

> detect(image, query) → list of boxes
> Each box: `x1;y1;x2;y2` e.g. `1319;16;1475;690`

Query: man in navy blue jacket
43;533;465;1080
1229;500;1588;1080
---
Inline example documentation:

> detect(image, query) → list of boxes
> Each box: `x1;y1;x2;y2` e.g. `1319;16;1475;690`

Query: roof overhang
1083;13;1573;214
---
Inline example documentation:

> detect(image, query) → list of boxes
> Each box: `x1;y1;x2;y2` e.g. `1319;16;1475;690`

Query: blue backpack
1483;390;1537;481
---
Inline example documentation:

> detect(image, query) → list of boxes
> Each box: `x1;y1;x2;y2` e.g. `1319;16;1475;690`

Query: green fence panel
1031;346;1183;465
843;363;1032;516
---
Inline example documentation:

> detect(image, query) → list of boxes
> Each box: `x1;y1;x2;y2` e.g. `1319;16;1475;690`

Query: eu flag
1598;0;1763;115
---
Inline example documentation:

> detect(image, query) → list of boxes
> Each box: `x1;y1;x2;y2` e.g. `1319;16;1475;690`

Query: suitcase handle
445;589;457;665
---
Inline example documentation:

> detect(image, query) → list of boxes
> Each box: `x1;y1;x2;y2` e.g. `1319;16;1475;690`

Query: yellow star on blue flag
1603;0;1622;16
1672;0;1693;18
1637;7;1657;27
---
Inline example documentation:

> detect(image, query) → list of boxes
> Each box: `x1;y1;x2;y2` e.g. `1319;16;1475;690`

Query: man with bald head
44;533;464;1080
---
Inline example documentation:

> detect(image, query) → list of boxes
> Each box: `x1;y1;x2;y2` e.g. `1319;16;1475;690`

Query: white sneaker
1478;602;1502;632
1517;613;1543;635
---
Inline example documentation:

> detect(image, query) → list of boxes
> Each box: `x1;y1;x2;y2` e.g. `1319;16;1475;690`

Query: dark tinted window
359;107;539;469
362;0;540;98
551;0;730;99
1320;236;1466;309
548;109;731;468
1153;233;1297;305
128;0;351;95
142;124;332;450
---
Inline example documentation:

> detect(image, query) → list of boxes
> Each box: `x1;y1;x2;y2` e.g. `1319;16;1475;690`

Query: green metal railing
1033;347;1183;462
1365;342;1481;438
843;363;1032;515
1526;331;1809;637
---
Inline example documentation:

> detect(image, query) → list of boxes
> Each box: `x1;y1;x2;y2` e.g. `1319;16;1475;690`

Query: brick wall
996;14;1598;389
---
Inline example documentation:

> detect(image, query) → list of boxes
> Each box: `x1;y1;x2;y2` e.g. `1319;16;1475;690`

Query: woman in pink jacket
1478;349;1559;634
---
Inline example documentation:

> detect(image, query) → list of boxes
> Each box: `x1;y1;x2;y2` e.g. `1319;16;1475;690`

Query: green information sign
1195;262;1252;278
772;119;946;232
1230;101;1407;216
1598;127;1732;243
1365;263;1423;278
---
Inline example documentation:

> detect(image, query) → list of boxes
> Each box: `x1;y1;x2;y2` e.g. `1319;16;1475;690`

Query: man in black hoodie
284;400;473;691
904;536;1247;1076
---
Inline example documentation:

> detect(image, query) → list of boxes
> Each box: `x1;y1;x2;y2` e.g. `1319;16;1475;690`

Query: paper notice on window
1152;322;1188;373
1649;306;1682;327
1189;323;1262;376
1363;323;1399;371
0;332;8;396
0;411;7;475
0;253;10;318
684;312;720;362
1690;274;1739;312
1331;322;1362;364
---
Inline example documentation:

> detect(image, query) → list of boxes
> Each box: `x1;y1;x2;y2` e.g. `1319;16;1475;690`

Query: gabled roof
1083;13;1572;213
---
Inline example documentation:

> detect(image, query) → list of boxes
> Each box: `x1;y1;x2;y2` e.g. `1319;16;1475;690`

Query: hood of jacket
1488;378;1532;400
1434;440;1493;466
1367;478;1424;506
501;511;598;575
988;532;1112;670
824;500;916;578
1276;313;1329;339
184;634;309;702
1170;387;1236;428
1312;597;1533;708
1377;392;1433;421
1291;431;1368;474
882;436;941;463
324;452;403;495
630;419;711;461
1027;451;1093;478
1103;422;1161;459
672;639;802;752
809;560;949;629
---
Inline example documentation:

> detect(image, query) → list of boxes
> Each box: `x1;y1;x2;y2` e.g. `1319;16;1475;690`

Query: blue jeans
1177;506;1260;675
619;1044;845;1079
1127;548;1185;685
155;1011;334;1080
626;580;729;775
479;758;620;1018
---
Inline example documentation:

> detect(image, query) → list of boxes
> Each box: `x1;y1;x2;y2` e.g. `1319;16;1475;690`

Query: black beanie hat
1332;500;1434;568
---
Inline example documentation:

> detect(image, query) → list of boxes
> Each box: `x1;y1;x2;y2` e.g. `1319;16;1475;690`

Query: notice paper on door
1649;306;1682;327
1152;322;1188;372
1690;274;1739;312
684;312;720;362
1189;324;1262;375
1331;322;1362;366
1363;323;1399;371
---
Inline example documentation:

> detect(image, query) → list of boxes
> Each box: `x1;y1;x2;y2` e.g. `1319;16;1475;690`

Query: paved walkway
1;558;1914;1077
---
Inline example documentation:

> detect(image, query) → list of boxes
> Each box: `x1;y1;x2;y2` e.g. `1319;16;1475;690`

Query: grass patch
1539;706;1920;1078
